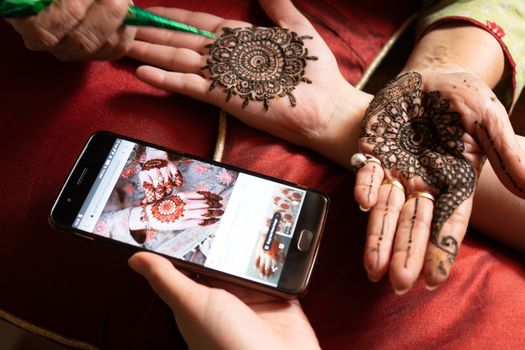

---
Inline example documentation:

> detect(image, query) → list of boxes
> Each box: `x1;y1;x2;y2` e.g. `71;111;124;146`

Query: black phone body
50;132;329;298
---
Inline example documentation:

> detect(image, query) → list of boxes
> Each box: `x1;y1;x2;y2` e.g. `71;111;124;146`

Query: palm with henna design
354;71;525;293
145;191;224;231
126;0;371;164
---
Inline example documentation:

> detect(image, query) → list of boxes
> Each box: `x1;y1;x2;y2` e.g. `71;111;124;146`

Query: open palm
126;0;368;158
354;71;525;293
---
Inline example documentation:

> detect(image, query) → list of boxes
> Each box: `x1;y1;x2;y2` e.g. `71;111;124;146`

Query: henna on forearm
203;26;318;110
361;72;476;276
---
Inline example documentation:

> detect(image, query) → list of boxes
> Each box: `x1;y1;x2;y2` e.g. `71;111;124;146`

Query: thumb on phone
128;252;269;349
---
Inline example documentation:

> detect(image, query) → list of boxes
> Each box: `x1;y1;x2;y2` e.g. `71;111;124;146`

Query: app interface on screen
73;139;306;286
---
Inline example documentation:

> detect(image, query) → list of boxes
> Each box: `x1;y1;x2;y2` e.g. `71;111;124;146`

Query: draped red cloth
1;0;524;348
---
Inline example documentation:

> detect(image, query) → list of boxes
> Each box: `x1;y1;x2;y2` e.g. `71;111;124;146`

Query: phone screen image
72;138;307;287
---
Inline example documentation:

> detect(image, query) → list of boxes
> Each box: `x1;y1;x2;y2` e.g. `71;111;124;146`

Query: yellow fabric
417;0;525;111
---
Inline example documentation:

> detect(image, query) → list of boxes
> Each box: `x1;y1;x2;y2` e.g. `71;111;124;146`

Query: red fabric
1;0;524;349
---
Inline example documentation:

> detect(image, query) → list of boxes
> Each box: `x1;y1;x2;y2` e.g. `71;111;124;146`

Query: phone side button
73;232;95;241
297;229;313;252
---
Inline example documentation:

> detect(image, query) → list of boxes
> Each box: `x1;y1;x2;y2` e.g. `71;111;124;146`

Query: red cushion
1;0;524;348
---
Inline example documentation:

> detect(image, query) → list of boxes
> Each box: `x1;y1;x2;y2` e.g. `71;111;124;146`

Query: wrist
403;22;505;88
310;86;373;169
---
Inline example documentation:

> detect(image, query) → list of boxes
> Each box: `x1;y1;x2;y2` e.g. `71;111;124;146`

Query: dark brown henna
203;26;318;110
475;120;524;193
361;72;476;270
404;197;418;268
376;185;393;269
200;218;220;226
204;209;225;217
197;191;223;201
205;199;223;209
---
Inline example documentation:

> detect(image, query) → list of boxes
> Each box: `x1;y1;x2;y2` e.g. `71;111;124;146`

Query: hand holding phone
129;252;321;349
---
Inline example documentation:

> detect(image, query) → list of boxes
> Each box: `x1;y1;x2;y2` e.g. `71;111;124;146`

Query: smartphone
50;131;329;298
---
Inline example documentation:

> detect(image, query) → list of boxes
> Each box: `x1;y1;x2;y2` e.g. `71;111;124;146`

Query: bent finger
8;0;92;51
129;252;212;317
55;0;130;59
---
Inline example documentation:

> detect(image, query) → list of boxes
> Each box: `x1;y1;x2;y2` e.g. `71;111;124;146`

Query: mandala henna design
151;195;185;223
142;159;168;170
203;26;318;110
361;72;476;272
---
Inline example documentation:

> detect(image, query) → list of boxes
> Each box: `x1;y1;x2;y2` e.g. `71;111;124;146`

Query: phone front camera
66;197;73;203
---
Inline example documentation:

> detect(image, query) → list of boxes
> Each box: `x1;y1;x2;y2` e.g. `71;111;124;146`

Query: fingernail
368;274;381;283
425;284;439;291
359;205;370;212
394;287;409;296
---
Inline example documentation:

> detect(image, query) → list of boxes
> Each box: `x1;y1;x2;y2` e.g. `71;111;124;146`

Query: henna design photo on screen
203;26;318;110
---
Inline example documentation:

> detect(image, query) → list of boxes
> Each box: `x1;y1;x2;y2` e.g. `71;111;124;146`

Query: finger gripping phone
50;132;329;298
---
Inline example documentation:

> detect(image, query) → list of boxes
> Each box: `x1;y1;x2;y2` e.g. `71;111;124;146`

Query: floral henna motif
203;26;318;110
361;72;476;272
151;195;185;223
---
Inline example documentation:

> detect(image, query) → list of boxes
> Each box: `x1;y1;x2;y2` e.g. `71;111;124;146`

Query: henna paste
376;185;393;269
404;197;418;268
475;120;524;193
361;72;476;271
151;195;185;223
203;26;318;110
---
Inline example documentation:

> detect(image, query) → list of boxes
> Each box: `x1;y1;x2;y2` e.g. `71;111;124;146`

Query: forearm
403;22;506;88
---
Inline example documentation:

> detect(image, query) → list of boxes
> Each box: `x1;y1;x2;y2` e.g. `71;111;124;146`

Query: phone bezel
50;131;329;298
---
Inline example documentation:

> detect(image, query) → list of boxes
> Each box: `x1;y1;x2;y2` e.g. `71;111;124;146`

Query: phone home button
297;229;313;252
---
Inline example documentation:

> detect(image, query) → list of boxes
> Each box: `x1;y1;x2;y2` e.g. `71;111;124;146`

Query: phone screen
71;138;308;287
